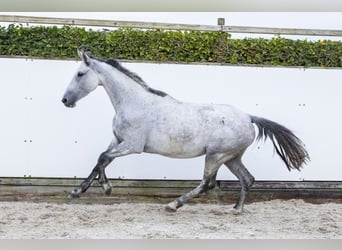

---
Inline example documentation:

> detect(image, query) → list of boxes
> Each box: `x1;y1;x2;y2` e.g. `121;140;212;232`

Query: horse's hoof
105;189;112;196
68;193;80;200
68;188;81;199
165;201;179;212
165;205;177;213
230;208;243;215
103;183;112;196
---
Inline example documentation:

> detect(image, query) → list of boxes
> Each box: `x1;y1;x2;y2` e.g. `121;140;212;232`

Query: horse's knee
249;176;255;186
241;181;253;193
98;153;111;165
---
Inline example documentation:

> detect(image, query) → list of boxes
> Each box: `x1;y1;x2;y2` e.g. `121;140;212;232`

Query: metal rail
1;15;342;37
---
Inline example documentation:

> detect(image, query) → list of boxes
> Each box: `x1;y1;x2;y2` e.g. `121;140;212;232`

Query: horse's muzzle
61;97;76;108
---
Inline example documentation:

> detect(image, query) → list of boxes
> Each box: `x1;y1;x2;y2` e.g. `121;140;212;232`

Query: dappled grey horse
62;50;309;214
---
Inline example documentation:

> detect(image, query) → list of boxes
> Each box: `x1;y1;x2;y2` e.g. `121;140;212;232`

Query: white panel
0;59;29;176
26;60;114;177
0;58;341;181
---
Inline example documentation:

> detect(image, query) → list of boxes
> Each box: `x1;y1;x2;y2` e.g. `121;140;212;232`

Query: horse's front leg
96;137;121;195
97;138;145;194
69;136;143;199
68;164;101;199
68;137;119;199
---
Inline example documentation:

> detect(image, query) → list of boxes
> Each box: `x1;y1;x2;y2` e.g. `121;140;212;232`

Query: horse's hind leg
165;153;222;212
208;172;218;190
224;156;255;214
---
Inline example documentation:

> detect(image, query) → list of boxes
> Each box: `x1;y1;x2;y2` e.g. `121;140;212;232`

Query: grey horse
62;50;309;214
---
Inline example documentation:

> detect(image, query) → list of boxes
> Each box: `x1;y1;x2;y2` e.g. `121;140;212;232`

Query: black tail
251;116;310;171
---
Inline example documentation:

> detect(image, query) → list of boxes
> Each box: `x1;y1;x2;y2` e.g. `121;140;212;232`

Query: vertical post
217;18;225;31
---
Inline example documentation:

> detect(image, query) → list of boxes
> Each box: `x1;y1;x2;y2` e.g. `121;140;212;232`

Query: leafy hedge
1;24;342;67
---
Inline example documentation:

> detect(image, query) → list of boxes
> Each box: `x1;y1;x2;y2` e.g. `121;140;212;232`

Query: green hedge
1;24;342;67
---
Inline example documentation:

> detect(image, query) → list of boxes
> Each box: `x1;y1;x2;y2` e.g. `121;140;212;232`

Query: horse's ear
77;49;91;66
77;49;83;60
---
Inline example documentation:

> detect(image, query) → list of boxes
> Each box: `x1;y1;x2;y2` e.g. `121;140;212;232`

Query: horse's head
62;49;101;108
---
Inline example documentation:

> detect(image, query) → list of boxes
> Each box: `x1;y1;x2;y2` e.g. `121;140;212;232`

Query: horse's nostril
62;98;68;104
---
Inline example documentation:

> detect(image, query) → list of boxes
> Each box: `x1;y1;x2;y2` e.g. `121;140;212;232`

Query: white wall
0;58;341;181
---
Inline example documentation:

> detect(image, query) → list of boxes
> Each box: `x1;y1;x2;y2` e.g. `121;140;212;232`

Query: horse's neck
101;69;149;112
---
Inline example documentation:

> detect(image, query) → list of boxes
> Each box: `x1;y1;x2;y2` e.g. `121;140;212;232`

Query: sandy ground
0;199;341;239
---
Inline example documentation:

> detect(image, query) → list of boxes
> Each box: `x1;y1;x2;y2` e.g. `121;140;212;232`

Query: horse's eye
77;72;85;77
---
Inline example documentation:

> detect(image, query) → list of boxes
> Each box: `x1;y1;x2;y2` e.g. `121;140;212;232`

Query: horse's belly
143;136;206;158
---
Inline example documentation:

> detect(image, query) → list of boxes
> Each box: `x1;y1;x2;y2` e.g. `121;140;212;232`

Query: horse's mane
95;57;168;98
